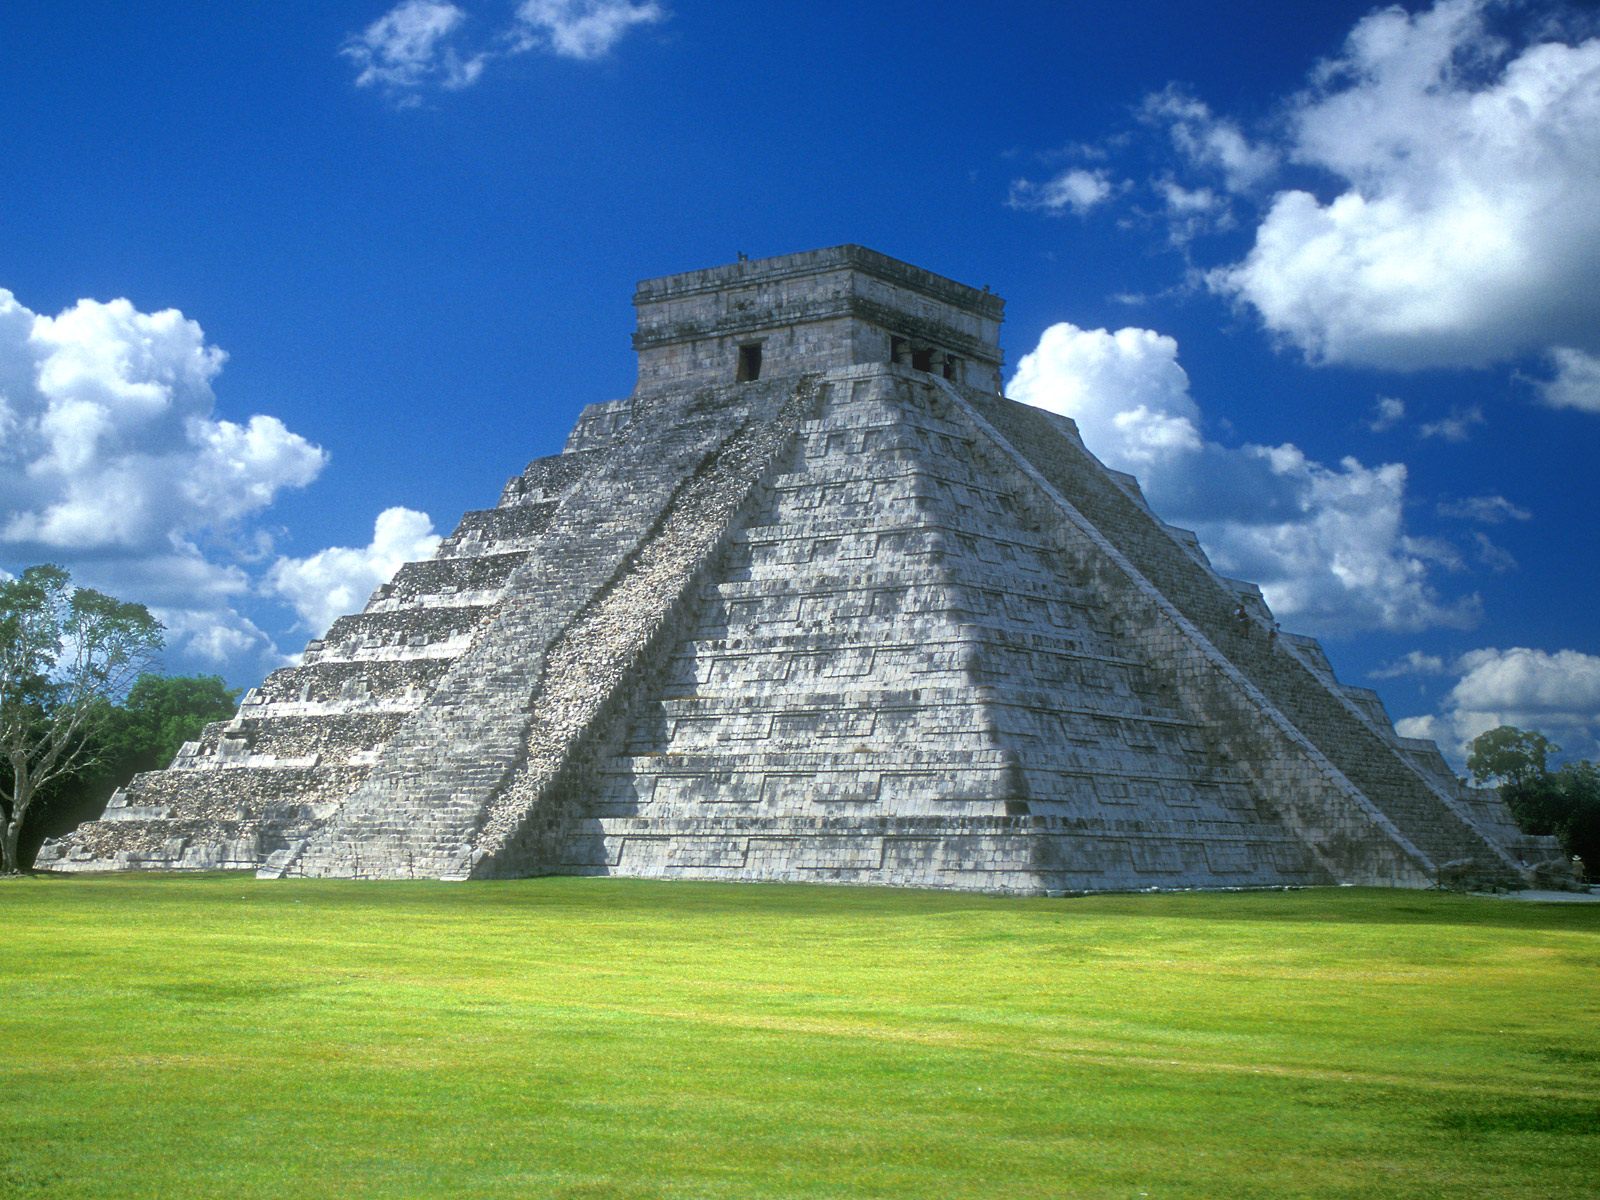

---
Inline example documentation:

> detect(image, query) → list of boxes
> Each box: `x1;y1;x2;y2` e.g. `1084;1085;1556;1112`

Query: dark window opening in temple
911;346;934;372
736;342;763;382
943;356;963;382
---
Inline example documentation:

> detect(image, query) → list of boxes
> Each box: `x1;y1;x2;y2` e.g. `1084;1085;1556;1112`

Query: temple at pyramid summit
41;246;1564;891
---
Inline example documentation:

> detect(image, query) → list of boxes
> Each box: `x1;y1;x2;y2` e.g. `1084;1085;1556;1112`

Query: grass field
1;875;1596;1199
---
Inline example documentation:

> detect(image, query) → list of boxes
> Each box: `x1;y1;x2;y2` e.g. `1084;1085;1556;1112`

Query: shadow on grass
143;979;322;1005
1435;1100;1600;1136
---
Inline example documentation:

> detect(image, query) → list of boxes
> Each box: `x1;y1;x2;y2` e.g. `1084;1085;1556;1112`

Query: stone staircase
274;374;827;878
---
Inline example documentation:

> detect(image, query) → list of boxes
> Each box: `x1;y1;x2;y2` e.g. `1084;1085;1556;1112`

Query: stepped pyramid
41;246;1561;891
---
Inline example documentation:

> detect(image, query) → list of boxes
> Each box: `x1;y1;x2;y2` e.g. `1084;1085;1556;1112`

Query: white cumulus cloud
345;0;664;100
1537;347;1600;413
1365;395;1406;432
343;0;485;96
1140;87;1278;193
1436;493;1530;524
1396;646;1600;763
1470;530;1517;573
1370;650;1448;680
1153;178;1234;244
1008;168;1117;217
0;286;327;668
1008;320;1481;635
268;507;441;636
1417;404;1485;443
511;0;666;60
1209;0;1600;373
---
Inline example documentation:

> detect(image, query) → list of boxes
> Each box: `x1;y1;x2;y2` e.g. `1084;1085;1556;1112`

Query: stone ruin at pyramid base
40;246;1571;893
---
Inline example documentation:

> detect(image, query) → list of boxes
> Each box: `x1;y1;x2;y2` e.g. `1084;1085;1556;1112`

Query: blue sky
2;0;1597;764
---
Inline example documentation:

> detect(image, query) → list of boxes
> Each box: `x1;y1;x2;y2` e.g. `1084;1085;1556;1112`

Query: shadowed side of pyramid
39;245;1564;891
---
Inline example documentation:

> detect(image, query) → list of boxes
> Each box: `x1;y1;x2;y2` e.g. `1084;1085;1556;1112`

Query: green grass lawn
1;875;1596;1199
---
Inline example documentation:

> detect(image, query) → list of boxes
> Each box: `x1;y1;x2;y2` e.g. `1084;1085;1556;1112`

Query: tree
1466;725;1557;786
101;674;240;778
1503;761;1600;880
1;565;162;874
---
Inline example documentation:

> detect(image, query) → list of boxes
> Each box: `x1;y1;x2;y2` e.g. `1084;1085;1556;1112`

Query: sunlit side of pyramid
41;246;1562;891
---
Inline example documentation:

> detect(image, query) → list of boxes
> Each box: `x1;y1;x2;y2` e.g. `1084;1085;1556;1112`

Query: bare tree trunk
2;756;30;874
1;815;21;875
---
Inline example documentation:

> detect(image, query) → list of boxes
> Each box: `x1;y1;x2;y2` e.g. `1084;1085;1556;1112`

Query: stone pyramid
41;246;1560;891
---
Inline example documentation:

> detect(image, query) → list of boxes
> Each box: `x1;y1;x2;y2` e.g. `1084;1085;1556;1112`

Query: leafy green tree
1466;725;1557;786
1;565;163;874
1503;761;1600;880
103;674;240;777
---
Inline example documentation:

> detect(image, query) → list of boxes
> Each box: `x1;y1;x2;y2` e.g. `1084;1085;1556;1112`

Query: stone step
252;657;452;706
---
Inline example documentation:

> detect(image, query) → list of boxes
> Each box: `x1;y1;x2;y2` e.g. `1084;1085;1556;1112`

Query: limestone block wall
252;658;451;708
632;246;1004;393
499;448;603;505
635;314;860;395
564;398;647;452
372;553;530;608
